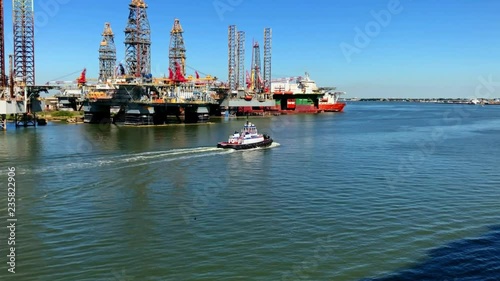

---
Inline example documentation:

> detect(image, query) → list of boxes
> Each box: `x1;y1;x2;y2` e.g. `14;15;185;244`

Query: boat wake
105;147;236;170
19;142;280;176
269;142;281;148
24;147;235;175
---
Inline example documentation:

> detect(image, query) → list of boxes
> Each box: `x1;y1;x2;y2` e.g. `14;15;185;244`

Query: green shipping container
295;98;314;105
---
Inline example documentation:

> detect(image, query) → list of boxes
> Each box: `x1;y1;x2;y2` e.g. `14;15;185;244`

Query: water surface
1;102;499;280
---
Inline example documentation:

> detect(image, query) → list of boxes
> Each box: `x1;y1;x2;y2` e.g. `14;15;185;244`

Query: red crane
168;62;187;83
77;68;87;87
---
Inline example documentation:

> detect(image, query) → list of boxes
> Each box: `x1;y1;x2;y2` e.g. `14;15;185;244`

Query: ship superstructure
271;73;319;95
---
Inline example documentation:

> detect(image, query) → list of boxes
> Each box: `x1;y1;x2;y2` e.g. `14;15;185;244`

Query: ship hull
319;103;346;112
217;138;273;150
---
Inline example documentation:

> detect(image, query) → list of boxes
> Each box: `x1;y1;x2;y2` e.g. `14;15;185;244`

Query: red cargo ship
225;73;347;116
271;73;346;113
318;91;346;112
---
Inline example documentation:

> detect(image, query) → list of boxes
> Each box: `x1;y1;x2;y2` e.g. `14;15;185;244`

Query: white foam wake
24;147;235;175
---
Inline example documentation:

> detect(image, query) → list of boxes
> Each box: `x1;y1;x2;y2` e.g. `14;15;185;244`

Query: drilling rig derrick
251;41;262;93
263;27;272;94
228;25;237;92
99;22;116;82
124;0;151;78
13;0;35;86
169;18;186;82
236;31;245;90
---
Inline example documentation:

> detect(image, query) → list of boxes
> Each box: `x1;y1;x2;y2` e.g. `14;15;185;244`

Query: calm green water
1;102;500;280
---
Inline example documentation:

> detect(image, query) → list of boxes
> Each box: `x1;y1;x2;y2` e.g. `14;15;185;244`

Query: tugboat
217;121;273;150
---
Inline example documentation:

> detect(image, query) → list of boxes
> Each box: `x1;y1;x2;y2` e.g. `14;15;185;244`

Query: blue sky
3;0;500;98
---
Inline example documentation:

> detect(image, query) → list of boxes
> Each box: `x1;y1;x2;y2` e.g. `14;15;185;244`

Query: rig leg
1;115;6;131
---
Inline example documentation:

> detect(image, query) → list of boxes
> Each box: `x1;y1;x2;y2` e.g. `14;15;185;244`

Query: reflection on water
363;225;500;281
